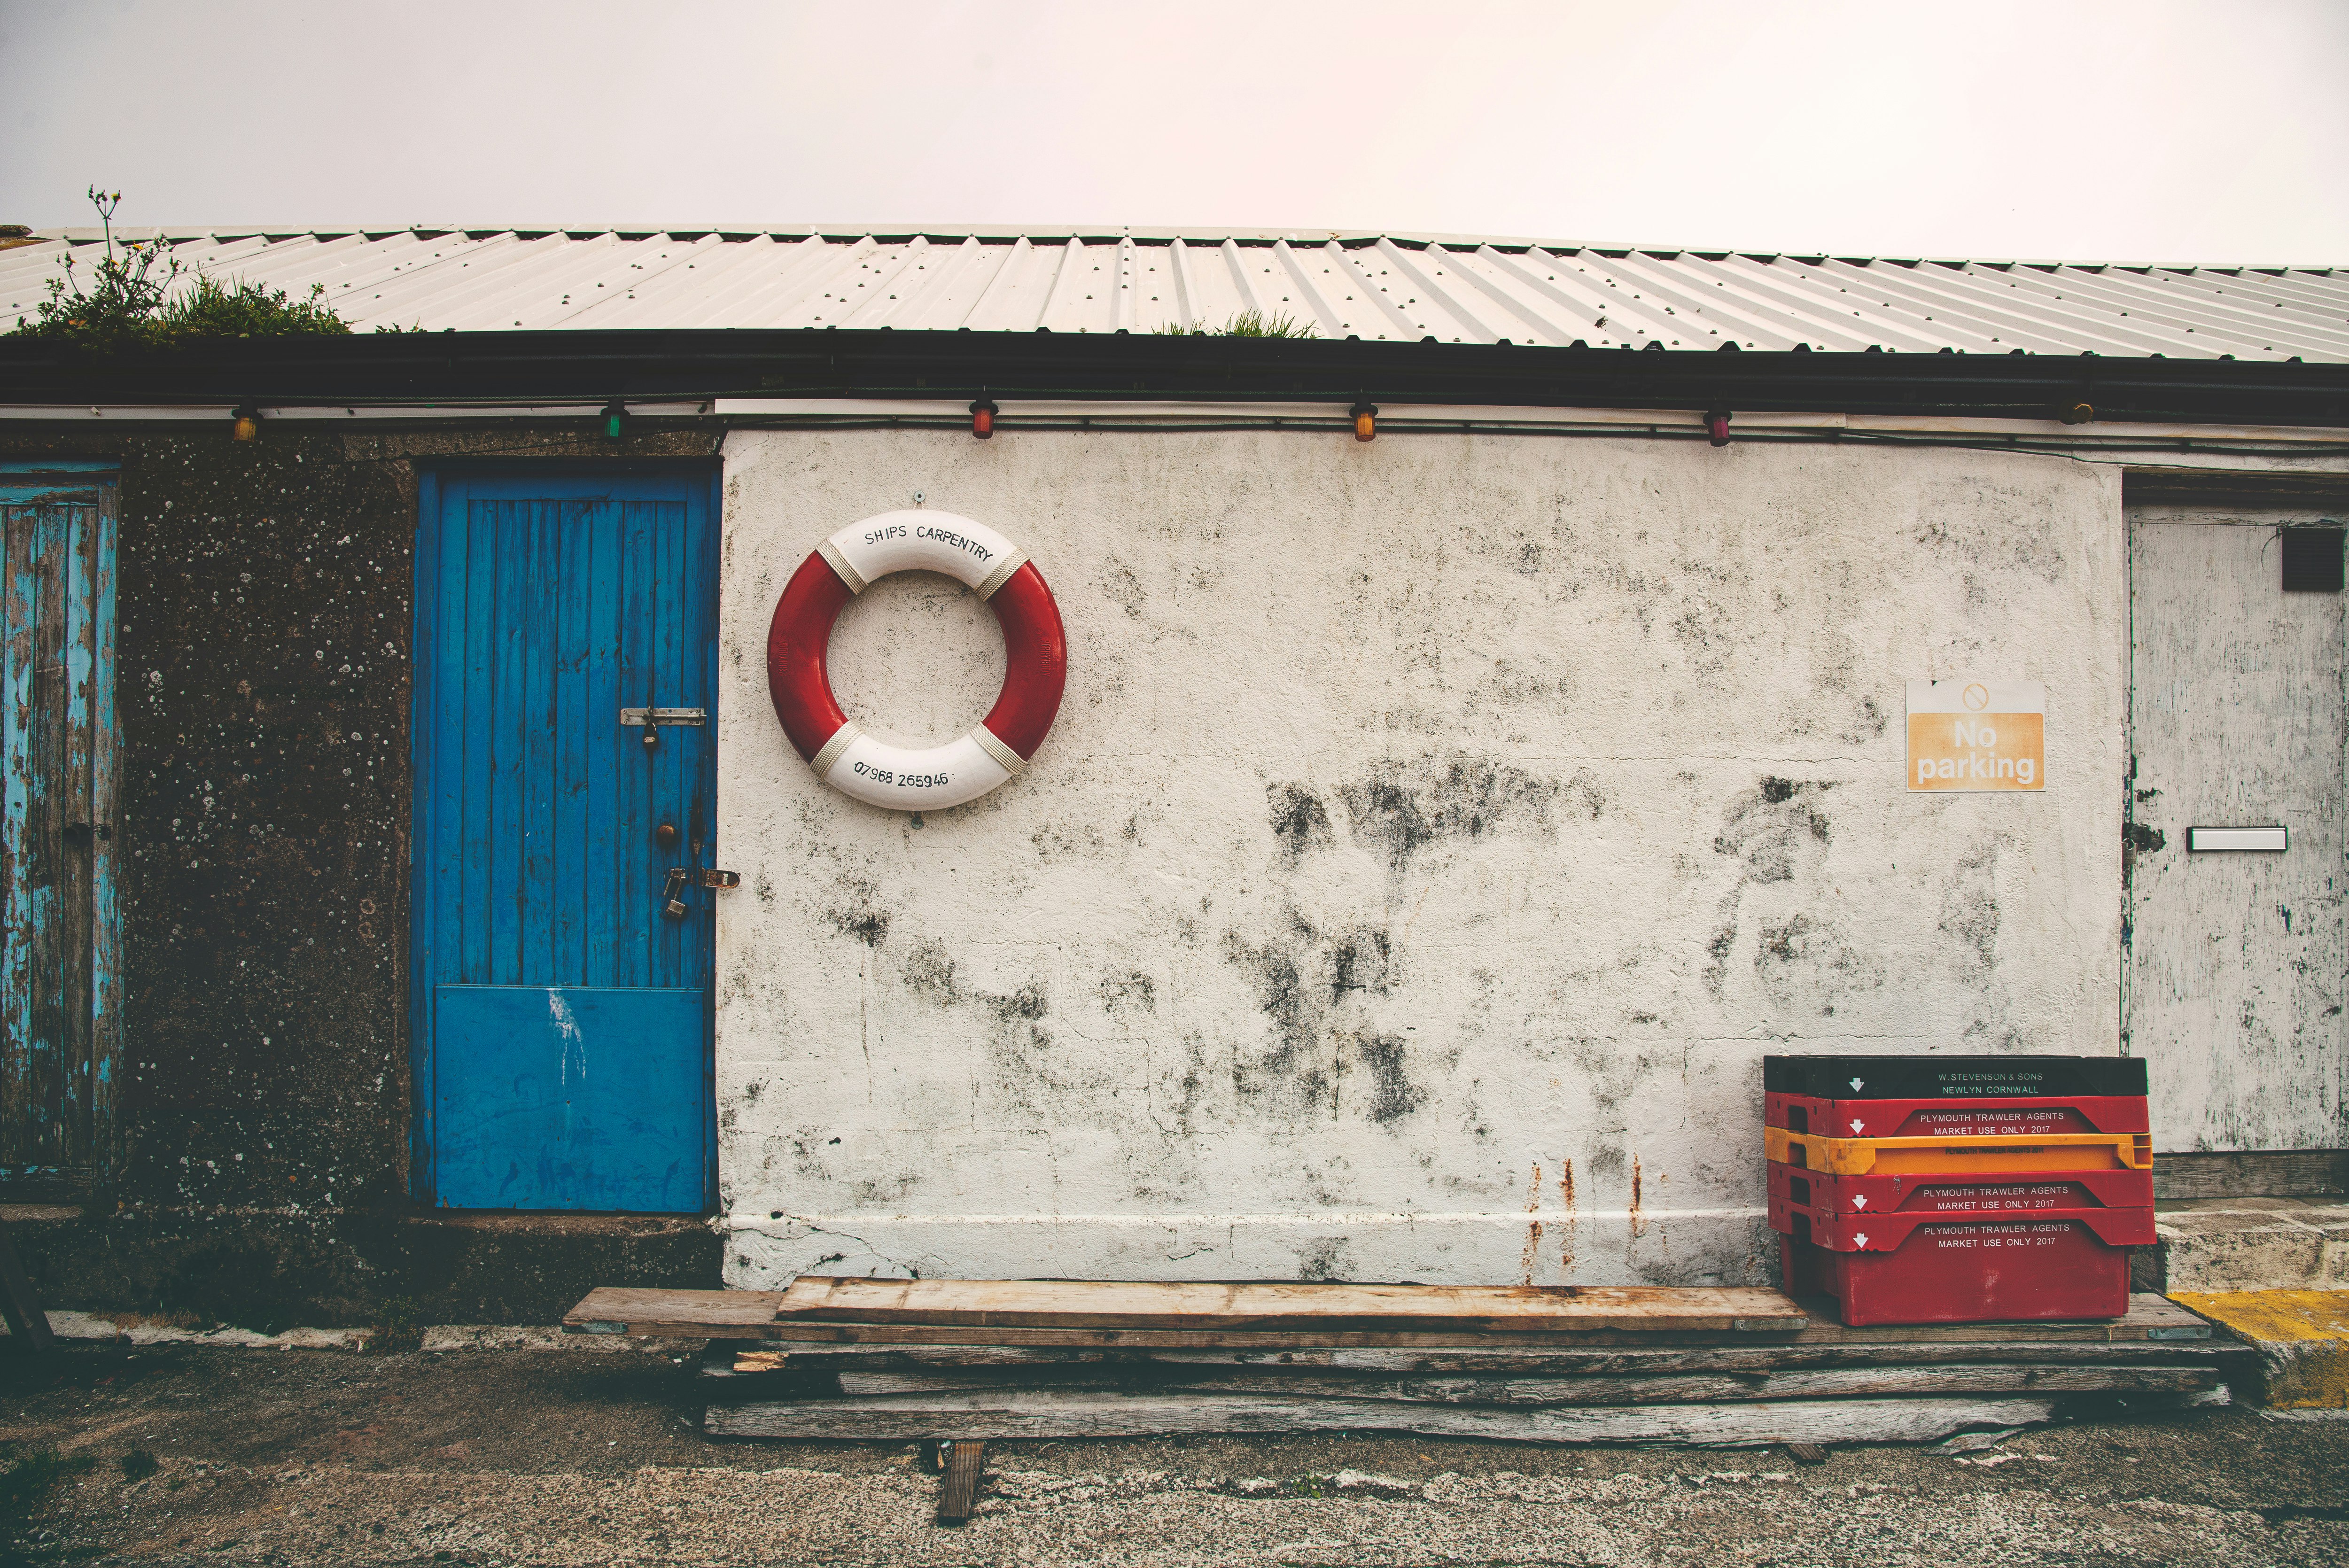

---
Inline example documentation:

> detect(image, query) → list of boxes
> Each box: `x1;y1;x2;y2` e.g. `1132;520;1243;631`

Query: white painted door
2126;511;2347;1152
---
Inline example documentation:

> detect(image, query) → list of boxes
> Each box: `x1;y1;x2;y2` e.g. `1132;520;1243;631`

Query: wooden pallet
565;1281;2235;1446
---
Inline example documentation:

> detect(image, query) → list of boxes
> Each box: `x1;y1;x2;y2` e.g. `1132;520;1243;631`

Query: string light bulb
601;400;628;441
1352;402;1377;442
231;405;260;442
970;398;997;440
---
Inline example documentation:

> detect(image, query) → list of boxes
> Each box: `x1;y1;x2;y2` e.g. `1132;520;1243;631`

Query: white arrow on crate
1850;1078;1864;1091
1853;1232;1870;1247
1850;1118;1866;1133
1852;1195;1870;1209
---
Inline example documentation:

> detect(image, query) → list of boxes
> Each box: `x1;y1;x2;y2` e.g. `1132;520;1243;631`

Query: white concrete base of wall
721;1209;1779;1288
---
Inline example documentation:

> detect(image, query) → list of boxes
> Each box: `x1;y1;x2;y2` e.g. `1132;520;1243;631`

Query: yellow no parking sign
1906;679;2045;792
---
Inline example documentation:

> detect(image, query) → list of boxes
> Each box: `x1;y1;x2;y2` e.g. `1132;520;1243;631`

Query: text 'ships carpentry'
765;510;1067;811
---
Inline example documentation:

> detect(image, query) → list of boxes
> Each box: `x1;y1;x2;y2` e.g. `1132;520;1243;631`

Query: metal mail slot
618;707;707;726
2186;825;2287;853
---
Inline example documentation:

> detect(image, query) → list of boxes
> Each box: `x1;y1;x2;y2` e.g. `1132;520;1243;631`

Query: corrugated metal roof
4;227;2347;361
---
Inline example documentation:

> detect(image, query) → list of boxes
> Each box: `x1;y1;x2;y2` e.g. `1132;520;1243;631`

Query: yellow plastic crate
1764;1126;2152;1175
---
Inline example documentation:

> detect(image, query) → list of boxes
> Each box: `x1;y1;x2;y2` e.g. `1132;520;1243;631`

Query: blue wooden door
0;464;120;1198
412;472;716;1211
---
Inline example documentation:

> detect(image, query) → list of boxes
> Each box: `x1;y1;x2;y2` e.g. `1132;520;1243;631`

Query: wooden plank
58;498;94;1164
743;1321;1804;1349
706;1390;2150;1445
934;1439;985;1526
489;499;529;982
614;497;653;991
1783;1293;2208;1344
514;501;557;982
22;502;65;1166
549;497;589;985
711;1339;2249;1378
773;1277;1807;1333
86;484;117;1180
587;1287;2196;1346
567;1286;790;1335
455;492;498;987
0;502;27;1170
796;1363;2220;1407
709;1315;2175;1349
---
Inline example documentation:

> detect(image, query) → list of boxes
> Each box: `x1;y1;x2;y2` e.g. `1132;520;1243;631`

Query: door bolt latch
623;707;707;751
700;869;741;889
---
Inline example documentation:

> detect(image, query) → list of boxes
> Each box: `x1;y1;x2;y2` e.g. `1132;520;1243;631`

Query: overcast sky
4;0;2345;262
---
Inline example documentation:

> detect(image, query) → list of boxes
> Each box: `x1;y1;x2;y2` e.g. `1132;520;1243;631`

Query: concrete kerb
2170;1289;2349;1412
2155;1201;2349;1294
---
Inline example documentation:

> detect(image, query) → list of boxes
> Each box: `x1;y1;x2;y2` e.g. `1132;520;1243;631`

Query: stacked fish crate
1764;1055;2155;1325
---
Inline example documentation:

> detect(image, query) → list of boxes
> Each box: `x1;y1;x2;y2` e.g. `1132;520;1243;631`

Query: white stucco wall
714;428;2125;1288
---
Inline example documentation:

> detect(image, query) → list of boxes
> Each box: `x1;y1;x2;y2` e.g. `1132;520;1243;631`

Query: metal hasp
619;707;706;726
700;869;740;889
2186;825;2288;853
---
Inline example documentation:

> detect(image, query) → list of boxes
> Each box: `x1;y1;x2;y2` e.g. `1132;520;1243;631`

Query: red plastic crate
1776;1210;2141;1324
1767;1160;2155;1218
1768;1195;2155;1250
1766;1091;2148;1138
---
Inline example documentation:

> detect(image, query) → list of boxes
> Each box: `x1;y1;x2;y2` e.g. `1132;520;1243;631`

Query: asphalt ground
2;1339;2345;1567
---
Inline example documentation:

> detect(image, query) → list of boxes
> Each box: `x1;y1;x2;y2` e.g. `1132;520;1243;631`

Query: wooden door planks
771;1277;1806;1333
706;1390;2208;1446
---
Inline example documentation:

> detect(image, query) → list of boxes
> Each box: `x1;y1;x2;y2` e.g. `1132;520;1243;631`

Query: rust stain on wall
1556;1157;1577;1281
1518;1160;1543;1287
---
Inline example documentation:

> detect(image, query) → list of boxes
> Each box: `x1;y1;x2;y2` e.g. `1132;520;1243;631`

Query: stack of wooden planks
564;1278;2242;1446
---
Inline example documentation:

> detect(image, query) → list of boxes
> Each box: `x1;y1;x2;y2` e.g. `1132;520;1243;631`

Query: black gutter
2;330;2346;427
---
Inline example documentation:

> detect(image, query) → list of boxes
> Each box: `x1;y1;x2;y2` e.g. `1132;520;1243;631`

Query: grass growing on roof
1154;308;1317;339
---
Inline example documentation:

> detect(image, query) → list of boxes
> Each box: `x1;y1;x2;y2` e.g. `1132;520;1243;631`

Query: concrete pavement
2;1338;2345;1566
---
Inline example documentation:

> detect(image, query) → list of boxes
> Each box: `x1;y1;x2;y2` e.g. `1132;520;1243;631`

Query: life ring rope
768;510;1065;811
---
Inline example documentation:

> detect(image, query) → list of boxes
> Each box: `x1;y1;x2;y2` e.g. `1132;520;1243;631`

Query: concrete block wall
714;429;2126;1288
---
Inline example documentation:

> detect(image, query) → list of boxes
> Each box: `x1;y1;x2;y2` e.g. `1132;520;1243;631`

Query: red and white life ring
767;511;1067;811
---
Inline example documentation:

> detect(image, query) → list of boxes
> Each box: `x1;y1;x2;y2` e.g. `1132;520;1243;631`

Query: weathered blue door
0;464;120;1200
412;472;717;1211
